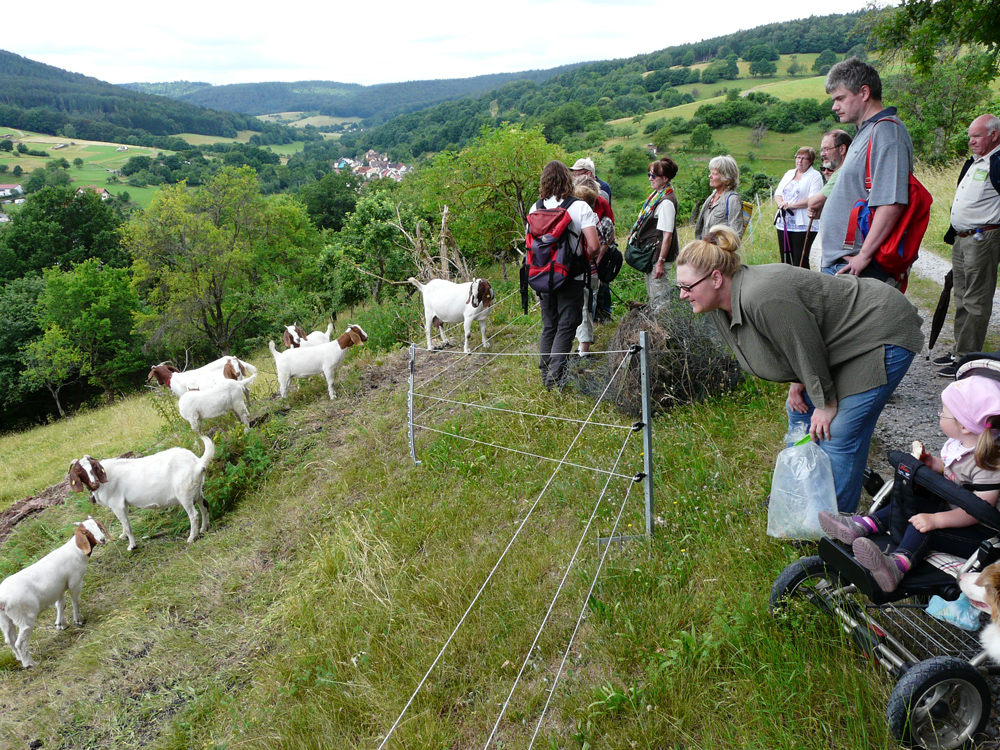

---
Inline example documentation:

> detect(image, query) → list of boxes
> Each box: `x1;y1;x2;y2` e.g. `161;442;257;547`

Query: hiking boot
937;363;959;379
931;353;955;366
853;538;905;593
818;511;871;545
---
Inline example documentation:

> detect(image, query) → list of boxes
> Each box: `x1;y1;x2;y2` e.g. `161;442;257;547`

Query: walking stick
799;218;814;268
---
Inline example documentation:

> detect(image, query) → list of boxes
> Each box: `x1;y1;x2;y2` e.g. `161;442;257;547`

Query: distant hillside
0;50;297;145
119;80;215;98
341;11;866;158
138;67;583;122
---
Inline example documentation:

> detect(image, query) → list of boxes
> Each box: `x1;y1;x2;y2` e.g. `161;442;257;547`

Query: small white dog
974;562;1000;662
408;277;494;354
0;517;108;668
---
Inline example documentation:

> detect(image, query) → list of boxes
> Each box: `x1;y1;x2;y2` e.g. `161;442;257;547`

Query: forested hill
0;50;285;144
126;66;585;121
339;12;865;158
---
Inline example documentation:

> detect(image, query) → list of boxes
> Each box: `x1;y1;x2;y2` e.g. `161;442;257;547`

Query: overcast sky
9;0;878;88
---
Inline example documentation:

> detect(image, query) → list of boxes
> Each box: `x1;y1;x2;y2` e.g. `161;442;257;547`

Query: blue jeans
786;344;916;513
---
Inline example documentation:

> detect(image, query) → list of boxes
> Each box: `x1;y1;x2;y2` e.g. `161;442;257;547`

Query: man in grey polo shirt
936;114;1000;377
818;58;913;285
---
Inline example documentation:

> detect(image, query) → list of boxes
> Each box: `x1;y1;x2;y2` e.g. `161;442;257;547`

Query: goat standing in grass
408;277;494;354
0;517;108;668
270;324;368;399
68;436;215;550
176;375;255;434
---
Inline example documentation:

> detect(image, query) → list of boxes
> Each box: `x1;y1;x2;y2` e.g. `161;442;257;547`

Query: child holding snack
818;376;1000;592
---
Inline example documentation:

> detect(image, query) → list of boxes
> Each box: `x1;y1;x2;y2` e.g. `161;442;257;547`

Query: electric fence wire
412;394;630;431
527;469;638;749
413;311;542;421
483;425;638;749
413;287;528;391
376;348;637;750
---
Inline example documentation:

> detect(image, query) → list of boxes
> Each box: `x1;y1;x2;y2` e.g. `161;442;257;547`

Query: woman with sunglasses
626;157;679;311
675;225;924;513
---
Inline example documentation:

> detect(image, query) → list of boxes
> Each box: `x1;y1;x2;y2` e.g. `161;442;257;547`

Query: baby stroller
770;355;1000;750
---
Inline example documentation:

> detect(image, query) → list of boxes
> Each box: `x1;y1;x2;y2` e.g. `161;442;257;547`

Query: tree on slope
873;0;1000;81
125;166;322;356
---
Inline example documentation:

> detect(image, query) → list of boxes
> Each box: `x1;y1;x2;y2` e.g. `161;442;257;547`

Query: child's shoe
853;538;906;593
817;511;874;545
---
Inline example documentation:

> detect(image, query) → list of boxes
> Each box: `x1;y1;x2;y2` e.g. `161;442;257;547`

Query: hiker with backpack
935;114;1000;378
694;155;744;240
818;57;920;287
571;178;616;356
526;161;600;389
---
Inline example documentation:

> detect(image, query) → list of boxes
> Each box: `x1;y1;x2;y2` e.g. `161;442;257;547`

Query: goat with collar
0;517;109;668
408;277;495;354
269;324;368;399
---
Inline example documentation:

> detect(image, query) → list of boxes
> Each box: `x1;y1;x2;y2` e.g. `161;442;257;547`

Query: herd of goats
0;276;496;669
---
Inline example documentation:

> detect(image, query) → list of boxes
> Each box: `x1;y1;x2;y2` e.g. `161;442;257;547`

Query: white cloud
8;0;877;87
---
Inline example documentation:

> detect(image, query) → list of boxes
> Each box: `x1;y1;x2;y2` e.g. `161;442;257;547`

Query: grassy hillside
0;220;913;748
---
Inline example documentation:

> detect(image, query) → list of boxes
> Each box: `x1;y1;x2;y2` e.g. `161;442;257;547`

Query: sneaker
818;511;871;545
931;353;955;366
937;363;959;379
852;538;905;592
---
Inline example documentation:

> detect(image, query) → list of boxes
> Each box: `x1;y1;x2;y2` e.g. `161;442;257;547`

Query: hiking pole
800;218;814;268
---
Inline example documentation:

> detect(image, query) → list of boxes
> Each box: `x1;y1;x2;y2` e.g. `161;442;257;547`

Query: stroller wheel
887;656;990;749
768;555;836;616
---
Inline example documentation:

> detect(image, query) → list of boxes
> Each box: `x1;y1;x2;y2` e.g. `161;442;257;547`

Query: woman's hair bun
705;225;740;254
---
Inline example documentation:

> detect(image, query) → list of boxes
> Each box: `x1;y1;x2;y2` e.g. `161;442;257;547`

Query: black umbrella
929;269;953;351
519;263;530;315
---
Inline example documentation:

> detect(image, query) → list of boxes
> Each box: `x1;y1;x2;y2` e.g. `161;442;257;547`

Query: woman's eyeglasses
675;274;711;293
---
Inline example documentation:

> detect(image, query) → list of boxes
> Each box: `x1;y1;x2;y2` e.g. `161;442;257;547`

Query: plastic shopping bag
767;434;837;540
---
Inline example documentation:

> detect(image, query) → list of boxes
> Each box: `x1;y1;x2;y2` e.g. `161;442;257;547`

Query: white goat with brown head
0;517;109;668
269;324;367;399
148;356;256;398
283;323;334;349
68;436;215;550
407;277;495;353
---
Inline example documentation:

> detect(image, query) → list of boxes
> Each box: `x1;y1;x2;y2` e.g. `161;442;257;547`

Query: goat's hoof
74;619;83;627
55;623;67;631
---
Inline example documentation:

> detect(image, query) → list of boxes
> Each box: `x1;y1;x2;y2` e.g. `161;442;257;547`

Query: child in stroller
818;374;1000;592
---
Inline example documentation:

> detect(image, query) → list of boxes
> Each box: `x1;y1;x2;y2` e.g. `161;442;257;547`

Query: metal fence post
640;330;654;539
408;343;421;466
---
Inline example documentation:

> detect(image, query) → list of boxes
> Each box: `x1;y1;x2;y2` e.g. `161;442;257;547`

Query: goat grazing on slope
0;517;108;667
148;356;257;398
269;324;368;399
407;277;495;354
283;323;334;349
176;375;255;434
68;437;215;551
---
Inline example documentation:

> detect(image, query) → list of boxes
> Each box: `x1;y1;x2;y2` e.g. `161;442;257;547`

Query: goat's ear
68;463;85;494
74;525;93;555
296;324;307;339
91;459;108;484
95;518;111;539
167;364;179;373
223;361;237;380
349;329;362;346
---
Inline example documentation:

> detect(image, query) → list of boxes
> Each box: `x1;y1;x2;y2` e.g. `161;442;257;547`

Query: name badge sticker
974;169;988;181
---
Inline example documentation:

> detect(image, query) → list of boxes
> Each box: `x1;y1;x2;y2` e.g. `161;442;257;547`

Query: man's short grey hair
981;114;1000;136
825;57;882;100
823;129;853;150
708;154;739;190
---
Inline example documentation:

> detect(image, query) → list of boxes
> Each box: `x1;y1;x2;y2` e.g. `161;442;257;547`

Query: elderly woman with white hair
695;154;744;239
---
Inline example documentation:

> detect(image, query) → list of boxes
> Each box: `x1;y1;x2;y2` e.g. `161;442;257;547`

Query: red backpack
525;197;583;294
843;118;932;293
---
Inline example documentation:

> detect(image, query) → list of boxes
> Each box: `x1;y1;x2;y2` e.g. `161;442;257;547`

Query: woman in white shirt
774;147;823;268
